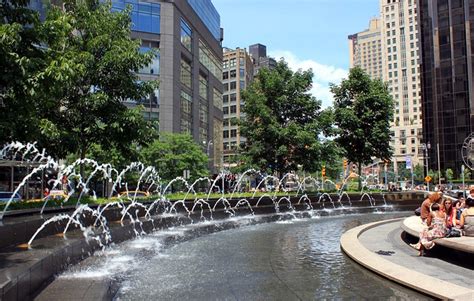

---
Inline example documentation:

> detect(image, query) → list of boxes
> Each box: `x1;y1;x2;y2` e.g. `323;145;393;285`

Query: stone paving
359;220;473;288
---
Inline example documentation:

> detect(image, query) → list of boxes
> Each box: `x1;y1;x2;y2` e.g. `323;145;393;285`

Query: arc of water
229;169;260;200
277;196;294;211
169;200;191;215
190;198;213;220
232;199;255;215
255;194;276;207
317;193;336;208
109;162;144;199
120;202;148;223
162;177;191;197
252;175;280;199
183;177;210;201
131;166;155;203
28;215;72;247
211;197;235;216
206;172;225;202
297;194;313;210
1;158;58;220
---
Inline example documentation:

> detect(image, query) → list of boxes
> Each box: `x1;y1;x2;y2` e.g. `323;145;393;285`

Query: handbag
445;228;462;238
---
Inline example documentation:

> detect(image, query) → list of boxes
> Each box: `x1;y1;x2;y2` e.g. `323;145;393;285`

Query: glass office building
418;0;474;175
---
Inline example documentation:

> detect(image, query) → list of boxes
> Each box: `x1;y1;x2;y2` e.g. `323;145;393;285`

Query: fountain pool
51;211;430;300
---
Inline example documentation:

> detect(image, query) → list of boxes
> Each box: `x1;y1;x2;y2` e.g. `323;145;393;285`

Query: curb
340;218;474;300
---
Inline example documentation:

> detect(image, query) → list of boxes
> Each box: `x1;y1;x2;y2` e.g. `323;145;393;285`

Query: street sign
405;156;412;169
425;176;432;183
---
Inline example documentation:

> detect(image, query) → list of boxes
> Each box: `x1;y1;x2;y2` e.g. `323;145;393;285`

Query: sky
213;0;380;107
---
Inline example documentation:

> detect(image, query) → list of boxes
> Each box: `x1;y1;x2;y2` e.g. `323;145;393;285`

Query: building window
180;19;192;51
213;88;222;110
138;46;159;75
230;129;237;138
180;91;192;134
230;81;236;90
223;71;228;80
199;40;222;79
230;69;237;78
112;0;160;34
199;74;208;99
180;59;192;88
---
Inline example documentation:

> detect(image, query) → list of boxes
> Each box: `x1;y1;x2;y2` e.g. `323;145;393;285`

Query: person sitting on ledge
455;197;466;221
459;197;474;237
411;203;447;256
442;198;457;229
420;192;441;224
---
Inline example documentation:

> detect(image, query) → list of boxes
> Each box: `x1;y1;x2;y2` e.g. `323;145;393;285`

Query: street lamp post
203;140;213;172
422;142;431;191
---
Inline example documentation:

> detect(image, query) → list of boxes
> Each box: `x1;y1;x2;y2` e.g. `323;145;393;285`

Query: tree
0;0;47;145
331;67;394;190
140;133;209;182
413;164;425;183
445;168;454;183
2;0;158;166
462;166;471;181
39;0;158;161
239;60;337;175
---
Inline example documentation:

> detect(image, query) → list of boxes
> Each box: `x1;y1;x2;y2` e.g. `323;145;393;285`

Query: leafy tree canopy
1;0;158;163
0;0;46;144
239;60;337;175
140;133;209;182
331;67;394;189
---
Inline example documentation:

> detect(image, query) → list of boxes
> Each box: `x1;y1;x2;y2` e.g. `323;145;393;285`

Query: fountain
0;142;425;300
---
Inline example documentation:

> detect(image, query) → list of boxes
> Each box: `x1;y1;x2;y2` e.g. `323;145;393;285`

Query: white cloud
268;50;348;108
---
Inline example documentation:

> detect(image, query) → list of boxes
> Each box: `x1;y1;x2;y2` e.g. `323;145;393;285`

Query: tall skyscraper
380;0;423;172
109;0;224;170
222;47;254;167
348;18;384;80
418;0;474;175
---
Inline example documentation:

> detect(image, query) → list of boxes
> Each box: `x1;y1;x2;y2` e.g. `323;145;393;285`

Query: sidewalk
341;218;474;300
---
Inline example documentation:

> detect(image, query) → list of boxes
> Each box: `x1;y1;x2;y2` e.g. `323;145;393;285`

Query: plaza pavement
341;217;474;300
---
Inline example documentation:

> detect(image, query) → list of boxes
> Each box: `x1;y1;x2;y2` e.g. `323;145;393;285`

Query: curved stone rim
340;218;474;300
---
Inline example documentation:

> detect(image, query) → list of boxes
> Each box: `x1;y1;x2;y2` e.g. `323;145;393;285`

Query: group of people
412;189;474;256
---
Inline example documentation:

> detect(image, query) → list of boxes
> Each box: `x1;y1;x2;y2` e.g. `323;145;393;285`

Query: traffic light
322;166;326;177
343;159;348;170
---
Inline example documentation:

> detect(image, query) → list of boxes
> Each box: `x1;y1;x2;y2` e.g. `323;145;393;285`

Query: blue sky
213;0;380;107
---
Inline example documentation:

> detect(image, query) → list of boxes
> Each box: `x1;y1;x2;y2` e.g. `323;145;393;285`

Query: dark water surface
112;212;430;300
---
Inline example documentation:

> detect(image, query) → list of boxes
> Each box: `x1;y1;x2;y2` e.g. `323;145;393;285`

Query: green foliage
140;133;209;182
331;67;394;189
462;167;471;180
239;60;338;175
1;0;158;162
428;169;438;183
0;0;47;145
413;164;425;183
35;0;158;159
445;168;454;182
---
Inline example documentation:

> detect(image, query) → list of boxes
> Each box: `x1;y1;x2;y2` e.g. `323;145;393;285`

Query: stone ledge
401;216;474;254
340;218;474;301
